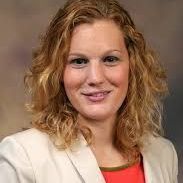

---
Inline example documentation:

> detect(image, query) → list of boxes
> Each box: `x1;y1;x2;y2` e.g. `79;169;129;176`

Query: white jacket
0;128;178;183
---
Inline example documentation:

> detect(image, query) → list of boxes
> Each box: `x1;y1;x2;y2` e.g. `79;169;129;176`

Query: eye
69;58;88;68
103;56;120;65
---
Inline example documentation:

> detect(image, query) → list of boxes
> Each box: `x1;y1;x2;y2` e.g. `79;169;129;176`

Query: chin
81;110;115;121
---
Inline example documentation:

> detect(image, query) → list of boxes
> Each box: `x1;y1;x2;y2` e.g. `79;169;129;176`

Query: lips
81;91;111;102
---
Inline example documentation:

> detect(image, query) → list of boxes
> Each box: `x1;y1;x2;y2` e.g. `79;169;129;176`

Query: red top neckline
100;156;145;183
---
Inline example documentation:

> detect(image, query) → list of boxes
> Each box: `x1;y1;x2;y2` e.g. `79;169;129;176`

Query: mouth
81;90;111;102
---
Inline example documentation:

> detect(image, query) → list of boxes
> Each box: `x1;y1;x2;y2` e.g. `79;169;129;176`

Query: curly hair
25;0;168;162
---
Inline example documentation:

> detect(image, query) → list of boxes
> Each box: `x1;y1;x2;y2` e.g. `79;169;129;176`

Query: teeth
91;92;106;97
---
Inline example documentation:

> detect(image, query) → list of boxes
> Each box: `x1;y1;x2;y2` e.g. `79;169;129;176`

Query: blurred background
0;0;182;180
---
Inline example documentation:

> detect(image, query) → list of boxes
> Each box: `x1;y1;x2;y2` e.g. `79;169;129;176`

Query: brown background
0;0;182;180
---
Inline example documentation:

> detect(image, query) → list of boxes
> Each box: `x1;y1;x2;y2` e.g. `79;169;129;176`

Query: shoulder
4;128;50;145
141;134;177;156
0;128;71;182
141;134;178;181
0;128;66;163
0;128;61;165
0;129;44;182
0;128;51;156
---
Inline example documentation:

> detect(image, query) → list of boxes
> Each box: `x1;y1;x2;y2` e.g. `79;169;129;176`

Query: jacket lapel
141;149;163;183
65;135;105;183
66;134;169;183
141;135;167;183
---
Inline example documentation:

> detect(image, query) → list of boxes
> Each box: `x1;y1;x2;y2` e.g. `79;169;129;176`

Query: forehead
69;20;126;54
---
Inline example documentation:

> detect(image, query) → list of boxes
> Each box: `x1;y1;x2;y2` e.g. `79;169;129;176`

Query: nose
87;60;105;86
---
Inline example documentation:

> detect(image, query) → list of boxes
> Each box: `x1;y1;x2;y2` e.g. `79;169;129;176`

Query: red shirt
100;158;145;183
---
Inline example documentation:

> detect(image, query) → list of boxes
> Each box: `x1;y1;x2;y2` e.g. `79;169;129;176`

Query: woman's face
63;20;129;121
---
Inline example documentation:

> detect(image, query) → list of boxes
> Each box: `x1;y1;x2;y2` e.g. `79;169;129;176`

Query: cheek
63;67;85;93
107;64;129;88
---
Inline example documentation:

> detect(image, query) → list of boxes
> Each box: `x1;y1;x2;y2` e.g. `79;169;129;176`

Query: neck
78;114;128;167
78;114;116;148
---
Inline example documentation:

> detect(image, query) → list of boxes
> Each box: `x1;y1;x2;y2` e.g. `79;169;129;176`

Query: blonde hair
25;0;168;161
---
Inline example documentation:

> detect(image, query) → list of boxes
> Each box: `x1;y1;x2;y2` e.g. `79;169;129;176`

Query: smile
82;91;111;102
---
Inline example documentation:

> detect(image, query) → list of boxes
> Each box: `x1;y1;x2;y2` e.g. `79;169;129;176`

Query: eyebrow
68;49;122;57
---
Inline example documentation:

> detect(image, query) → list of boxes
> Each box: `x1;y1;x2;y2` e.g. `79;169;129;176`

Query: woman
0;0;178;182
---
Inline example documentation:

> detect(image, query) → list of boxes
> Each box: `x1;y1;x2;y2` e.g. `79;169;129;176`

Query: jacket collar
140;135;166;183
65;135;105;183
65;134;165;183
